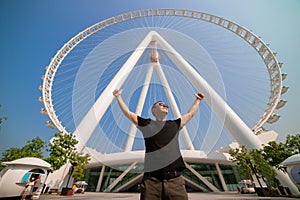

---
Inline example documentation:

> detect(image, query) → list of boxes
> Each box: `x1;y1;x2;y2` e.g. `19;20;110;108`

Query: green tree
0;137;45;170
229;146;277;189
262;141;292;171
260;134;300;172
45;132;78;171
285;134;300;154
229;146;253;179
45;131;90;179
22;137;46;158
1;137;45;161
72;154;90;181
230;134;300;191
251;149;277;188
0;129;91;182
1;148;23;162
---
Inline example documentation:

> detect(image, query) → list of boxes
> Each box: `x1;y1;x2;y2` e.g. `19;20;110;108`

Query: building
281;154;300;191
79;130;278;193
0;157;51;199
82;149;240;193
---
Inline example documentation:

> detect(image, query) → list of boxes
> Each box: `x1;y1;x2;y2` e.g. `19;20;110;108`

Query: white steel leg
73;32;153;152
124;65;154;151
153;32;262;150
155;62;195;150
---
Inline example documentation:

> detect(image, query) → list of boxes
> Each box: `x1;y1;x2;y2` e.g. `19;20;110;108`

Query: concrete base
60;188;73;196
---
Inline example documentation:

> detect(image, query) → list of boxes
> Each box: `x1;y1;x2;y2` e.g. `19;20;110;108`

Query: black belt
145;171;181;180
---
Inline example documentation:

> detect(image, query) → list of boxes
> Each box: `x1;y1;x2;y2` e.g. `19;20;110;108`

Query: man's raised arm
113;89;138;125
180;92;204;128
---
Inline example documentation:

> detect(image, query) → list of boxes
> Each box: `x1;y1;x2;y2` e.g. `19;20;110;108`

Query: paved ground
39;192;300;200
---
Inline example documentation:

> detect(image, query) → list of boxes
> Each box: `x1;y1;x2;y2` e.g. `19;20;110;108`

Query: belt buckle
165;171;177;179
173;171;177;177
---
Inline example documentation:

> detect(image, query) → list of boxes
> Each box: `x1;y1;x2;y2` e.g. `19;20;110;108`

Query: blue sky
0;0;299;156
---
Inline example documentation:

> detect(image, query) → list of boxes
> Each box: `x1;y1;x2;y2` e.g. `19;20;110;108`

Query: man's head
151;101;168;120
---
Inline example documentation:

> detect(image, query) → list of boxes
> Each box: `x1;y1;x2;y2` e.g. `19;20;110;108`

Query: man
21;177;34;200
31;175;41;200
113;89;204;200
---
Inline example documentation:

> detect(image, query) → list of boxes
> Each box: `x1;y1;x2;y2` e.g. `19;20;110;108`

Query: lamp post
61;161;78;196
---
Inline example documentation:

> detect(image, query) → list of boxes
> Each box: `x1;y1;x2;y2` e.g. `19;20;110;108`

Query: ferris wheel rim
41;8;284;134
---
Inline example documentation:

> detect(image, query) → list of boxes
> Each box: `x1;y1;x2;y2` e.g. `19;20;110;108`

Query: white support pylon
73;32;153;152
152;31;263;150
154;61;195;150
124;40;195;150
124;64;154;152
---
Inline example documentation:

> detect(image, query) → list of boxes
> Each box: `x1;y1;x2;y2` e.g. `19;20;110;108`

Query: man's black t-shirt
137;116;186;174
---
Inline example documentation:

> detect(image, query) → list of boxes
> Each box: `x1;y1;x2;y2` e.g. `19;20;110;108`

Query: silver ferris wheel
39;8;288;154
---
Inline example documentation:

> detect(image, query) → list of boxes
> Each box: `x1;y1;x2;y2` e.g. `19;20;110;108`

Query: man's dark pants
140;175;188;200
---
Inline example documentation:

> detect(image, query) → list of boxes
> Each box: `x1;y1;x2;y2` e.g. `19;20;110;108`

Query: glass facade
83;162;241;192
188;163;222;191
219;164;241;191
83;167;101;192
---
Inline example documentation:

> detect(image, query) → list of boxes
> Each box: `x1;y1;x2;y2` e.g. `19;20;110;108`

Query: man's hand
195;92;204;100
113;89;122;97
